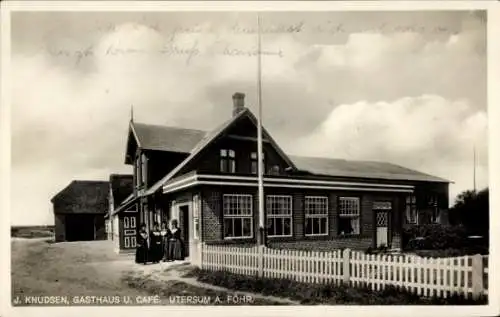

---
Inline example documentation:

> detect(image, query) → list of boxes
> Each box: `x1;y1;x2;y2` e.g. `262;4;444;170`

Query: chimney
232;92;245;117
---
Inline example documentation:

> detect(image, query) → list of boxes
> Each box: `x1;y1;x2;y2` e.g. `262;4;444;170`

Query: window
266;195;292;237
220;149;236;173
193;195;200;240
338;197;360;235
135;156;141;188
405;195;418;224
141;153;148;185
305;196;328;236
223;194;253;238
428;195;439;223
250;152;265;174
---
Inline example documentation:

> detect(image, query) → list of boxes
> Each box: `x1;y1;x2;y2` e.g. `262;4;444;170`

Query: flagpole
473;144;477;193
257;13;266;246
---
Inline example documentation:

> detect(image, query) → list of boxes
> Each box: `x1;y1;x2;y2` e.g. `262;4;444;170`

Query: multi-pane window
405;195;418;224
223;194;253;238
305;196;328;236
220;149;236;173
338;197;360;235
266;195;292;237
250;152;265;175
428;195;439;223
193;195;200;240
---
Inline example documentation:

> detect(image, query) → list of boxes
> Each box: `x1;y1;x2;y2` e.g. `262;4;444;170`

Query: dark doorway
179;205;190;258
65;214;95;241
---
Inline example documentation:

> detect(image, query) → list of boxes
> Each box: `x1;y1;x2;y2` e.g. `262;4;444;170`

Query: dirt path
11;238;294;305
11;238;151;301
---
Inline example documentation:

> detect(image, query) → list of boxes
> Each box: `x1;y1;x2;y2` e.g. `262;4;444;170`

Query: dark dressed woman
160;221;171;262
149;222;162;263
168;219;184;261
135;223;149;265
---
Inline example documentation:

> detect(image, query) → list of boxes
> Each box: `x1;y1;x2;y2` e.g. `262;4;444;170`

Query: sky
10;10;487;226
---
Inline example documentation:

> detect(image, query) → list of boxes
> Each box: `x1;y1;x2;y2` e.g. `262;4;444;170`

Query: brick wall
268;238;373;251
200;185;404;250
201;189;222;242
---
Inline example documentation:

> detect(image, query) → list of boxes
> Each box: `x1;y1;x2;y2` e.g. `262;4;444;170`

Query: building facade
105;174;137;253
115;92;450;262
51;180;109;242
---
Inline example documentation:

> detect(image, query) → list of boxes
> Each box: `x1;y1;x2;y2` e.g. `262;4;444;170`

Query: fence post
471;254;484;299
343;248;351;285
258;245;264;278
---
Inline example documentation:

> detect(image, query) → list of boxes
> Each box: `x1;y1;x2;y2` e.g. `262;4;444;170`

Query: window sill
223;236;254;240
337;234;362;239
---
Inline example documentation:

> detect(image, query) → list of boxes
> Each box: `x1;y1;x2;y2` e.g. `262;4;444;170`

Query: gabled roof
144;108;298;195
289;155;449;183
125;106;449;198
130;121;207;153
51;180;109;214
109;174;134;208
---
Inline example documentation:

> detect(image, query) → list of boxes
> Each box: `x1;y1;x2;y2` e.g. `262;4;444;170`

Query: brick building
51;180;109;242
114;92;450;262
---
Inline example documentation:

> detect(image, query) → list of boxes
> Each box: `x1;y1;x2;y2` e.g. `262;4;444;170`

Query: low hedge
186;268;487;305
404;224;472;250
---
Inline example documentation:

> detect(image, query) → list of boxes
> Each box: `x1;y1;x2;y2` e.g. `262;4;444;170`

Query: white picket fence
201;244;489;299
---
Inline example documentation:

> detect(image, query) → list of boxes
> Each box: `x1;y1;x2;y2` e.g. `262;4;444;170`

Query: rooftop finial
130;105;134;122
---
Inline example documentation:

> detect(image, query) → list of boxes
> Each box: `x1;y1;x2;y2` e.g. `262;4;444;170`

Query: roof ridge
132;121;208;133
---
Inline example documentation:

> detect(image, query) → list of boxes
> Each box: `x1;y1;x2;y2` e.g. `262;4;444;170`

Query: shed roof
51;180;109;214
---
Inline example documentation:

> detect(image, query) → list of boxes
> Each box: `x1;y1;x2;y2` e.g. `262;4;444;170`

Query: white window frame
428;195;440;224
250;152;265;175
223;194;253;239
220;149;236;173
338;196;361;235
305;196;329;236
405;195;418;224
266;195;293;237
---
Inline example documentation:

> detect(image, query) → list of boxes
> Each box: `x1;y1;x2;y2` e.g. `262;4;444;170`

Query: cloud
291;94;488;204
10;12;487;225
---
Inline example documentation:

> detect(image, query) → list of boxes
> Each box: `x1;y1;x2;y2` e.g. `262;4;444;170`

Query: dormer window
220;149;236;173
251;152;265;175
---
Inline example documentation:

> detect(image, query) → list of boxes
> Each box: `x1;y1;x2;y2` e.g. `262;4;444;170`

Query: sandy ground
11;238;153;299
11;238;292;306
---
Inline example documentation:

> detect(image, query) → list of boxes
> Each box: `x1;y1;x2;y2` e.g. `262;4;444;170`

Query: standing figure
149;222;162;263
160;221;171;262
135;223;149;265
168;219;184;261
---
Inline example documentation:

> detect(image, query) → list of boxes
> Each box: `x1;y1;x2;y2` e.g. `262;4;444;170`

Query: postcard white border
1;1;499;317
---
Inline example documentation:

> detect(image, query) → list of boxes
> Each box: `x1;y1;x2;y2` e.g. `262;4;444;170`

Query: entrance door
373;201;392;248
123;214;137;250
178;205;190;258
66;214;95;241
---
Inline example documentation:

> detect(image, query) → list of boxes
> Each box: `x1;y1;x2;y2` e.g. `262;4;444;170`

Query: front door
123;214;137;250
373;201;392;248
179;205;190;258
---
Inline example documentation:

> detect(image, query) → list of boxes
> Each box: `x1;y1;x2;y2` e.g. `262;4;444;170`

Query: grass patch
187;268;488;305
122;271;287;305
